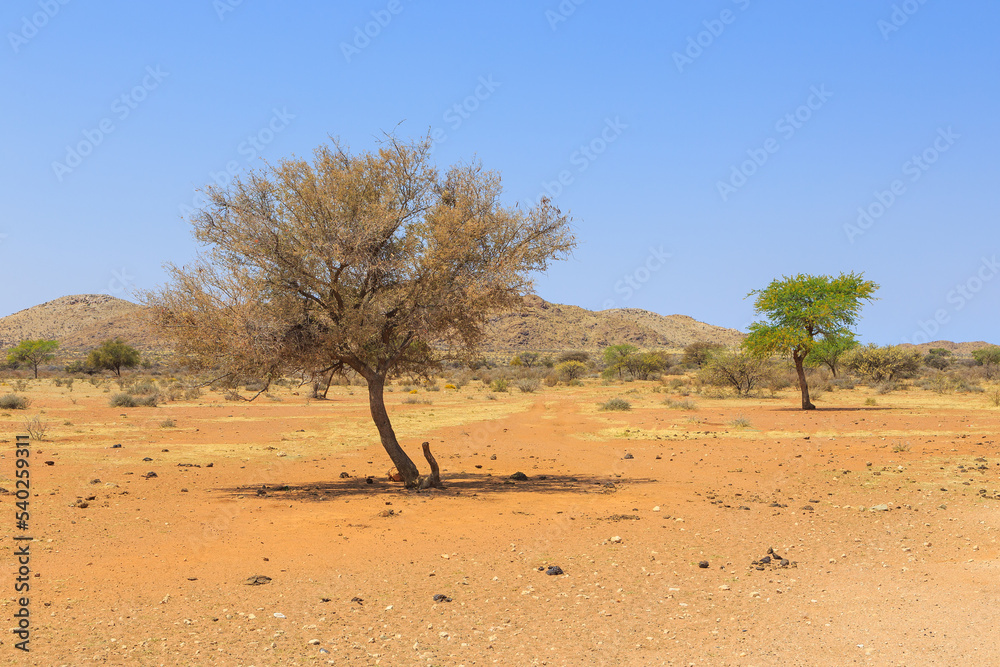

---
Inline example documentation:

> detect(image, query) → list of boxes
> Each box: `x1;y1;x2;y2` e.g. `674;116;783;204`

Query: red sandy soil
2;379;1000;666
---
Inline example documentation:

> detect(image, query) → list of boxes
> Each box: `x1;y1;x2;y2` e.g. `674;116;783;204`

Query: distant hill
897;340;996;356
479;295;743;353
0;295;156;356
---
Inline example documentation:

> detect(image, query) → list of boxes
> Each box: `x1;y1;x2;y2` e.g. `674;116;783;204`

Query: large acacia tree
743;273;878;410
145;137;575;488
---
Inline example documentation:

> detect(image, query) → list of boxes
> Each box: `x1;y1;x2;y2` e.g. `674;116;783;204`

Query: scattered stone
433;594;453;602
871;504;889;512
44;461;55;466
90;479;101;484
112;444;122;449
760;556;771;564
698;561;709;569
308;639;321;645
340;472;351;479
653;506;661;512
510;472;529;481
801;505;814;511
545;565;564;576
273;612;285;618
623;453;634;460
245;575;272;586
142;457;153;462
351;597;363;605
719;584;730;590
162;449;169;452
490;454;497;460
366;476;374;484
142;471;158;479
780;559;790;567
610;535;622;544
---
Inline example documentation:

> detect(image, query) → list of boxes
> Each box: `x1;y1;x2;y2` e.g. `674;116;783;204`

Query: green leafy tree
971;346;1000;367
743;273;878;410
602;344;637;379
622;351;668;380
805;333;858;378
145;136;574;489
7;339;59;379
700;349;774;397
87;339;142;377
518;352;540;368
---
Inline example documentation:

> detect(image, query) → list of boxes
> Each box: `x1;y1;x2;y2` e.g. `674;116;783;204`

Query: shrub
515;377;540;393
891;440;911;453
558;351;590;364
864;397;878;406
444;383;457;390
402;396;432;405
490;378;509;393
727;415;752;429
555;360;587;382
23;415;48;440
0;394;29;410
110;392;158;407
682;341;724;368
599;397;631;411
664;398;697;410
844;344;921;383
989;389;1000;407
700;350;773;397
130;380;159;395
543;372;559;387
160;419;177;428
924;348;952;370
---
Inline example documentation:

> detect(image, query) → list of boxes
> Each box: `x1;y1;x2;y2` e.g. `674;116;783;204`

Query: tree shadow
771;406;893;412
215;472;660;502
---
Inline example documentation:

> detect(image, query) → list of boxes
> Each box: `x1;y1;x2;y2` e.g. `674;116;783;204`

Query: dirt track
3;379;1000;665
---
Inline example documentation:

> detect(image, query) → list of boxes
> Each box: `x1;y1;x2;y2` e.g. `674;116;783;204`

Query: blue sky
2;0;998;345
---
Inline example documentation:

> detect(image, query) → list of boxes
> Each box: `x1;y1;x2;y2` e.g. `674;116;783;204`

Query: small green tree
683;341;723;368
622;351;668;380
519;352;540;368
743;273;878;410
7;339;59;378
971;346;1000;379
87;339;142;377
805;333;858;378
602;344;638;380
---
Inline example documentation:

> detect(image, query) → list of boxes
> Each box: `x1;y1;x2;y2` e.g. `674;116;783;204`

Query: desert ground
2;377;1000;666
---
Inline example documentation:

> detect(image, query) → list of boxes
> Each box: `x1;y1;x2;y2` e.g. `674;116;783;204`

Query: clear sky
3;0;998;345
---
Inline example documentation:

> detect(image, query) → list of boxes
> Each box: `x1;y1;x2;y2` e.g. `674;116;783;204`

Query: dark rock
433;594;452;602
760;555;771;564
490;454;497;461
351;596;363;605
112;444;122;449
340;472;351;479
245;575;272;585
142;471;157;479
91;479;101;484
143;457;153;462
801;505;814;511
366;476;374;484
780;559;790;567
546;565;564;576
44;461;55;466
510;472;529;481
698;561;709;569
624;453;634;460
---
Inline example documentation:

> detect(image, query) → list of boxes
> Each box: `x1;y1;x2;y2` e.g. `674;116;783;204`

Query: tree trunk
366;374;422;487
793;350;815;410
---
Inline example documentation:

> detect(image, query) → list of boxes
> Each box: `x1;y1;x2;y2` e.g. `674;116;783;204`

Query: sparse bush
0;394;30;410
490;378;509;393
130;380;159;395
664;398;697;410
700;350;774;397
599;397;631;411
989;389;1000;407
891;440;911;453
160;419;177;428
558;351;590;364
874;381;897;394
515;377;540;393
402;396;432;405
924;348;952;370
23;415;48;440
543;372;559;387
864;397;878;406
